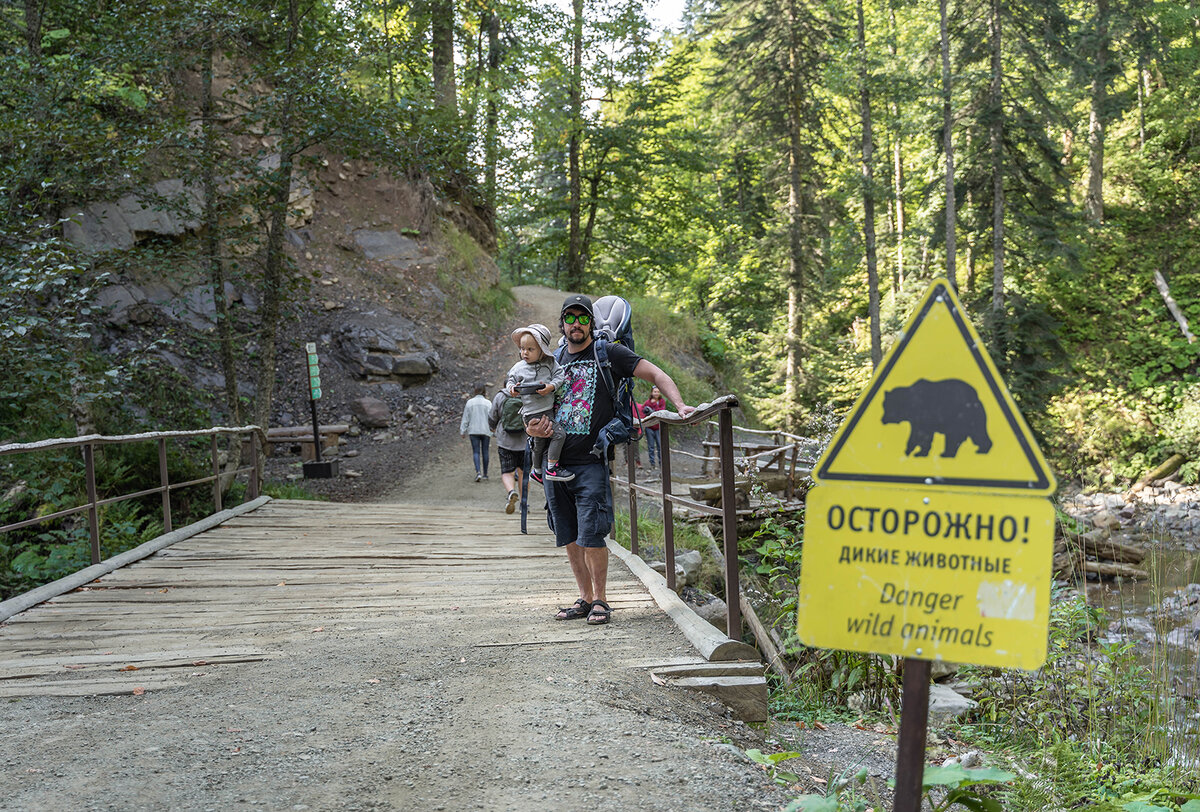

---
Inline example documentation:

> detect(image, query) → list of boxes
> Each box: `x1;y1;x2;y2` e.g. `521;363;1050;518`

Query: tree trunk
565;0;584;289
432;0;457;114
857;0;880;367
989;0;1005;323
382;0;396;104
253;0;299;432
24;0;43;61
202;38;241;427
1085;0;1109;224
889;2;904;294
484;5;500;210
783;0;805;426
940;0;956;291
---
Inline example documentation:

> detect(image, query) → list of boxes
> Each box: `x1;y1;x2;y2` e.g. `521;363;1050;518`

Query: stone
364;354;394;374
926;682;977;725
391;354;436;376
353;230;422;262
689;595;728;631
675;550;703;587
94;284;146;326
1093;511;1122;530
332;310;438;383
350;397;391;428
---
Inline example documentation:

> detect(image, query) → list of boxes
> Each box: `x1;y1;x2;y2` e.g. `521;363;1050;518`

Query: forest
3;0;1200;807
3;0;1200;481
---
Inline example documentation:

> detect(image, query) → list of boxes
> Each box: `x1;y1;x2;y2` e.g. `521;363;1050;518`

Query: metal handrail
0;426;265;566
609;394;745;639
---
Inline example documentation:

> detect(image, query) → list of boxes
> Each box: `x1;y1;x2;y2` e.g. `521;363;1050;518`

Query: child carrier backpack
556;295;637;458
500;394;525;432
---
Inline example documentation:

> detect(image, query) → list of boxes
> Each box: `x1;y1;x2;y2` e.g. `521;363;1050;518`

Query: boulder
353;229;423;262
351;397;391;428
926;682;977;725
675;549;703;587
94;284;148;326
333;309;438;385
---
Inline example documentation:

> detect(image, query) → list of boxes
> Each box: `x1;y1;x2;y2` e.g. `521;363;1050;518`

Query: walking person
526;295;695;626
488;390;528;514
641;385;667;469
459;382;492;482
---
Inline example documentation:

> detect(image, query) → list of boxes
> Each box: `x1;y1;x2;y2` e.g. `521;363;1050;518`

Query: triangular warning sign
813;279;1056;494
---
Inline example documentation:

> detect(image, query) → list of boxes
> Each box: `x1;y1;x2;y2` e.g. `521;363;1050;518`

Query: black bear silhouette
881;378;992;458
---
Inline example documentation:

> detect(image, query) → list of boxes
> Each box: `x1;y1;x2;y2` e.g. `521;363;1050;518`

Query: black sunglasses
563;313;592;325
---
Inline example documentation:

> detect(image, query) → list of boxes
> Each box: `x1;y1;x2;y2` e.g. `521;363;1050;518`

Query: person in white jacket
459;382;493;482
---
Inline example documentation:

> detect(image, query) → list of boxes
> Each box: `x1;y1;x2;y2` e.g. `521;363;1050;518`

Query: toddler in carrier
506;323;573;482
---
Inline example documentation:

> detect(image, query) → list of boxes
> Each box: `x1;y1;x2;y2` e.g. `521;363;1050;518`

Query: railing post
719;407;741;639
626;444;638;557
83;443;101;565
248;431;261;500
660;423;675;591
211;434;222;514
158;438;172;533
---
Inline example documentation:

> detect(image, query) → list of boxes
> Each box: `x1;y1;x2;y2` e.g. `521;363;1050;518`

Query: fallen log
1081;533;1145;564
1083;560;1148;580
688;473;790;505
1130;452;1186;493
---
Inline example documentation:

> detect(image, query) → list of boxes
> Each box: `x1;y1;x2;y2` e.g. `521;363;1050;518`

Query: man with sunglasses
527;294;695;625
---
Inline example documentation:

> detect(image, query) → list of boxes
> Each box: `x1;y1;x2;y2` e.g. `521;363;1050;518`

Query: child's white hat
511;323;555;357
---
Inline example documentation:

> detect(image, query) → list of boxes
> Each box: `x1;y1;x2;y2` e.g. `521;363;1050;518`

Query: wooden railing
0;426;265;566
609;395;746;639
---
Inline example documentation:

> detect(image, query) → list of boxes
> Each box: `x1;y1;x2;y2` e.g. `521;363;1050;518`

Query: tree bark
24;0;43;61
382;0;396;104
253;0;299;432
565;0;584;289
1085;0;1109;224
857;0;880;367
783;0;806;427
1154;270;1198;344
940;0;956;291
432;0;457;115
201;38;241;428
989;0;1005;323
484;4;500;210
888;2;904;294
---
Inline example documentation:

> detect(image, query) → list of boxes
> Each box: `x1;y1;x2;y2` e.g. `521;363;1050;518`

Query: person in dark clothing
526;295;695;625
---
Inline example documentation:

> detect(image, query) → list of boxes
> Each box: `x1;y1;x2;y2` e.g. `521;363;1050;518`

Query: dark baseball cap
560;294;594;316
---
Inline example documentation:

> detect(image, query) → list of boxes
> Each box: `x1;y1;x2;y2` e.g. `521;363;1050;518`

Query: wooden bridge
0;406;804;810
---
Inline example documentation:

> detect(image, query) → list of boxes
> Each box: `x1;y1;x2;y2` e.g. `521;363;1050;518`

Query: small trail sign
305;342;322;401
813;280;1055;495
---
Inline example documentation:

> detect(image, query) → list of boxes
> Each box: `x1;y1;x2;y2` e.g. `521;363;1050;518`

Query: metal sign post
302;342;338;479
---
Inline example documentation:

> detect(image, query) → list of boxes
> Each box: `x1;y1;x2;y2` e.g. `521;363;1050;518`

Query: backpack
555;295;636;457
500;394;526;432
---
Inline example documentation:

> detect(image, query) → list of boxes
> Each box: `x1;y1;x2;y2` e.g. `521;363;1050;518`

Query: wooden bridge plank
0;500;664;699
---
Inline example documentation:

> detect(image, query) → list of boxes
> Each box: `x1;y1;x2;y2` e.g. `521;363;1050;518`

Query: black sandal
586;600;611;625
555;598;592;620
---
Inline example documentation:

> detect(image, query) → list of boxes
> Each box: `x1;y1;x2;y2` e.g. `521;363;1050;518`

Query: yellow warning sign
796;483;1053;670
813;280;1055;495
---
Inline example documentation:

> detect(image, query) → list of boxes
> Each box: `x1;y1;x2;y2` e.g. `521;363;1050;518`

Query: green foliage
786;764;1014;812
745;748;804;786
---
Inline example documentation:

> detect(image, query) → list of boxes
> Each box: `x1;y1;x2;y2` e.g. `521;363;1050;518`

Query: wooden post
248;431;260;500
719;408;741;639
894;658;932;812
627;441;639;557
211;434;222;513
661;423;675;591
83;443;101;565
158;438;173;533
